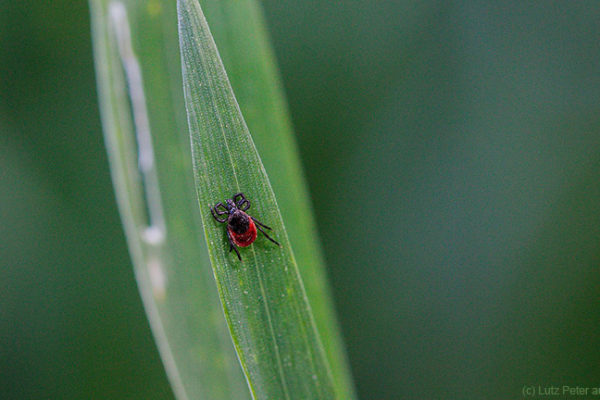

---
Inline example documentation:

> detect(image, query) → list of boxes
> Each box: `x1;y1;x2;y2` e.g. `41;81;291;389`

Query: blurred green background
2;1;600;399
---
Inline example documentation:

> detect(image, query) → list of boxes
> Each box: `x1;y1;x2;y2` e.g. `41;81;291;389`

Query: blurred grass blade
197;1;357;397
90;0;251;399
178;0;336;398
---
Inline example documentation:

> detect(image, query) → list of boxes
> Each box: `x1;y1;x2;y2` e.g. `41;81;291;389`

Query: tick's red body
228;213;257;247
211;192;280;261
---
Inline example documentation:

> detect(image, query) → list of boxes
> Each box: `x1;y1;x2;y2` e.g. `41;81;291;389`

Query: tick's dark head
225;199;237;211
228;210;250;234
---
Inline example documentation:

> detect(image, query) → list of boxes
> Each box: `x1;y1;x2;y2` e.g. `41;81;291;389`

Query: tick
211;192;280;261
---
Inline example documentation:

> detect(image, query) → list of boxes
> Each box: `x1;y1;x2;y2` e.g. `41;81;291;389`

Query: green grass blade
90;1;251;399
177;0;336;398
197;2;357;398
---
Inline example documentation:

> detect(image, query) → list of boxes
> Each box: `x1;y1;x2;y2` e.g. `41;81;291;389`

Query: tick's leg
211;209;228;223
211;203;228;223
251;216;272;230
239;199;250;211
214;202;229;214
233;192;246;203
255;223;280;246
227;230;242;261
234;192;250;210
